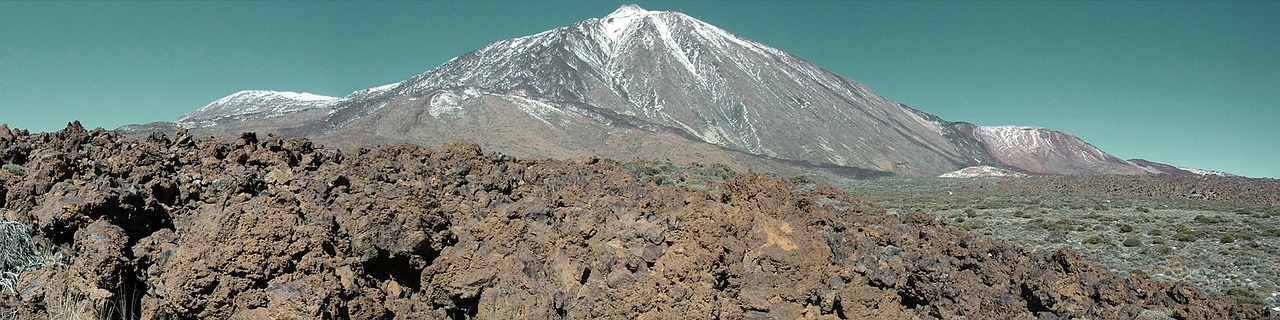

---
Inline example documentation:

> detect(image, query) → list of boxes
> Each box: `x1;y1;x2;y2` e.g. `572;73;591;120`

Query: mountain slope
119;5;1183;177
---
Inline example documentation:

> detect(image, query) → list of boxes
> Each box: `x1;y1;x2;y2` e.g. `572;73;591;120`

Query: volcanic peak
601;4;655;41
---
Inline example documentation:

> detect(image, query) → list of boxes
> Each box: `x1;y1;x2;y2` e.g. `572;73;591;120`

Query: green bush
1173;227;1204;242
1193;215;1227;224
1147;229;1163;236
1122;237;1142;247
703;163;736;180
1118;224;1134;233
1135;206;1151;213
1219;234;1236;244
963;208;977;217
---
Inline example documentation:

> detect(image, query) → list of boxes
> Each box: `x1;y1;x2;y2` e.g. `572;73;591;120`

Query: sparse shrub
1147;229;1163;236
963;208;977;217
1265;227;1280;237
49;288;96;320
1029;218;1045;227
1122;237;1142;247
1082;235;1108;245
958;220;983;231
1;163;20;176
1092;203;1107;211
1135;206;1150;213
1219;234;1235;244
1155;245;1173;255
1173;227;1203;242
1;220;49;293
704;163;735;180
1193;215;1227;224
1128;269;1149;279
653;174;675;186
1118;224;1134;233
1047;230;1068;243
1224;287;1263;305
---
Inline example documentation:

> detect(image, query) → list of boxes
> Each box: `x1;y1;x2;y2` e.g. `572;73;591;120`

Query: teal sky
2;1;1277;178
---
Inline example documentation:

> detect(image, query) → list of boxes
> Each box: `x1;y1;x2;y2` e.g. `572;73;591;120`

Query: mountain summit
120;5;1187;177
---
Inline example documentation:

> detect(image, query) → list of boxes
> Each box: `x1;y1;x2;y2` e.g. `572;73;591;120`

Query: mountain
1128;159;1239;178
952;124;1152;175
177;90;338;128
119;5;1200;178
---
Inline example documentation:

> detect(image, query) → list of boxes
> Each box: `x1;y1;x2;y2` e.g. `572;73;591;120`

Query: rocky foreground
0;123;1270;319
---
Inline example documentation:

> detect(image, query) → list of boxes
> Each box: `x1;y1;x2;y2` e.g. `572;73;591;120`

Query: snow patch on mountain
1176;167;1237;177
349;82;400;97
973;126;1050;152
503;95;573;127
427;90;467;118
939;166;1028;178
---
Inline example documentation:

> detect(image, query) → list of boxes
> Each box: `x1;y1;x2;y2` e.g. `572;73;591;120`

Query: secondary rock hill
119;5;1195;178
1;123;1269;318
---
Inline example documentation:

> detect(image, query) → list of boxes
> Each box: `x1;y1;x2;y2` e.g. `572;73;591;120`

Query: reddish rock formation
0;123;1269;319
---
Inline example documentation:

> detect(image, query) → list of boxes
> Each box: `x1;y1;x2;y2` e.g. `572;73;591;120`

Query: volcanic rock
0;124;1269;318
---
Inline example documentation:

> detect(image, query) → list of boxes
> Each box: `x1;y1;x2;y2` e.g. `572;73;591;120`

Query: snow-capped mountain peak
601;4;655;41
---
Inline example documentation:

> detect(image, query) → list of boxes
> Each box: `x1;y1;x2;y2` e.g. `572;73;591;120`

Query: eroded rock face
0;123;1270;319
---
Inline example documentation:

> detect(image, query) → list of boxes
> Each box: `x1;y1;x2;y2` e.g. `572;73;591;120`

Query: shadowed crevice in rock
362;251;423;292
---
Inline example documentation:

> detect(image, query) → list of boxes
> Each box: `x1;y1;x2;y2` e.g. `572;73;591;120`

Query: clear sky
2;1;1276;178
